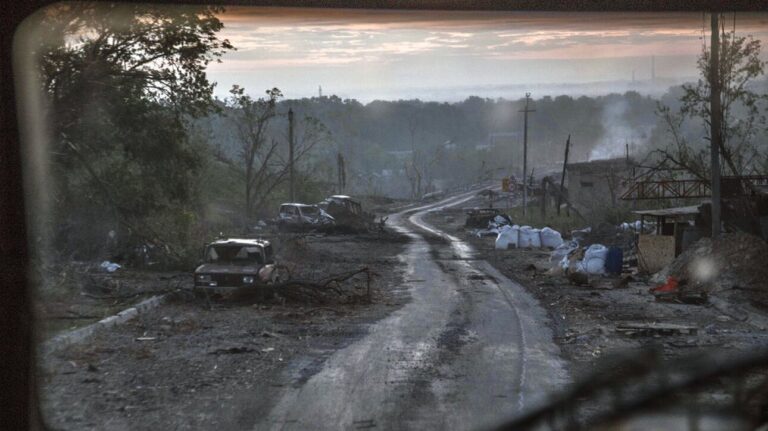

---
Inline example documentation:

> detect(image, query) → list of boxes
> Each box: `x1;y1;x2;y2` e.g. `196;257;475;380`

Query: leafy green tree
654;21;767;179
32;3;232;260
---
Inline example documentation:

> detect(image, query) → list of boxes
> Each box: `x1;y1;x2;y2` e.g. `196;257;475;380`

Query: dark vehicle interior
206;245;266;265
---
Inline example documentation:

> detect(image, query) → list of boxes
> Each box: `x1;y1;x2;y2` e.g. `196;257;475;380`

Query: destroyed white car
194;238;278;289
277;203;334;231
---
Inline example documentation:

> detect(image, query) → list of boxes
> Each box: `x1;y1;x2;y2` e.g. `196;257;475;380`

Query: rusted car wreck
194;238;279;292
318;195;376;232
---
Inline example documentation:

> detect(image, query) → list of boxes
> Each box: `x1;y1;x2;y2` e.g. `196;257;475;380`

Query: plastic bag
100;260;121;273
550;240;578;266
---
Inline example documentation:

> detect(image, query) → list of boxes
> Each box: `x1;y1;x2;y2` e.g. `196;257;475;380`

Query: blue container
605;246;623;275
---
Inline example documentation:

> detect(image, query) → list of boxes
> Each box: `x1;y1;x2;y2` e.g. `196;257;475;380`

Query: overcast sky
208;8;768;102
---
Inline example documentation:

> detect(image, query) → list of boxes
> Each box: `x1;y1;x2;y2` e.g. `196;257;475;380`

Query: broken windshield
206;245;264;265
301;206;320;215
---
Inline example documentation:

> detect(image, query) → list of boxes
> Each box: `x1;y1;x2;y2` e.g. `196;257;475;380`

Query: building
566;157;636;213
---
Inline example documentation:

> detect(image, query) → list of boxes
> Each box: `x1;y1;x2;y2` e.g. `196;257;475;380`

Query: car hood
195;263;262;274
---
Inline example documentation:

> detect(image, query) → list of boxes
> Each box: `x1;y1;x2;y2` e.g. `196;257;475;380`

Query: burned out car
194;238;278;289
317;195;375;232
277;203;334;232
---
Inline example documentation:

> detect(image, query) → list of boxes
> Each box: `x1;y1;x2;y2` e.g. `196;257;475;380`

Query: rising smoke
589;98;653;161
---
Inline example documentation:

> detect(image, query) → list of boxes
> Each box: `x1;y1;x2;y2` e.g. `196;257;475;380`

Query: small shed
633;205;703;273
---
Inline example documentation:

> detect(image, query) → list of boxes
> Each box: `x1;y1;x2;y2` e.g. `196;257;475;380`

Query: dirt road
256;192;569;430
40;191;570;430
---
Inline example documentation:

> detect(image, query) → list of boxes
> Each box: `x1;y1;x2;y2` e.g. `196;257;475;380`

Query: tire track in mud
409;197;529;415
254;191;567;430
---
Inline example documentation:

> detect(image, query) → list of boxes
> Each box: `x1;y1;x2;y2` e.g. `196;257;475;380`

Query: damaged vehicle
318;195;375;232
194;238;279;291
277;203;335;232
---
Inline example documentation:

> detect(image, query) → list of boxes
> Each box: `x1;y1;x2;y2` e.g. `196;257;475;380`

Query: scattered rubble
615;322;698;337
651;233;768;293
649;232;768;311
422;205;768;383
40;228;410;430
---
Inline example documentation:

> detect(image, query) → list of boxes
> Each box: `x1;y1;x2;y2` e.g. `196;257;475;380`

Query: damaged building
566;157;636;214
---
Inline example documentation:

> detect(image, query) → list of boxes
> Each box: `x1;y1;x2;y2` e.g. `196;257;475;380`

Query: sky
208;8;768;102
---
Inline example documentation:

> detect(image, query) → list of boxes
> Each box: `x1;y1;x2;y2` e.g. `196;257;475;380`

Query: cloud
209;7;768;97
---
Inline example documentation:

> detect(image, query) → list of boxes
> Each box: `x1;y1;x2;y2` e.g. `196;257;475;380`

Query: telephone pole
519;93;535;216
557;135;570;216
710;13;722;239
288;108;295;202
337;152;346;194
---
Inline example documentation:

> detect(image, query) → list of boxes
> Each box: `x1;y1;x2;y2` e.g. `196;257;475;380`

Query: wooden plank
637;234;675;273
616;322;698;337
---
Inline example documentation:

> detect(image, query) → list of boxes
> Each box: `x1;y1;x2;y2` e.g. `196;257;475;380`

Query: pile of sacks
476;214;513;237
489;221;620;276
495;225;564;250
549;241;619;275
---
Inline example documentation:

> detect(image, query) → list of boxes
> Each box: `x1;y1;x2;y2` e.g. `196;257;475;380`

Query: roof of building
632;205;702;217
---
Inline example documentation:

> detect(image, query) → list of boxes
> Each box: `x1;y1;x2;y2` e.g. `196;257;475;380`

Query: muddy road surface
256;192;569;430
40;192;569;430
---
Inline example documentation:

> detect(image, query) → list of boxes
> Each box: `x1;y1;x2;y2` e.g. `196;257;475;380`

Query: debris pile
474;213;512;236
651;233;768;295
465;208;509;229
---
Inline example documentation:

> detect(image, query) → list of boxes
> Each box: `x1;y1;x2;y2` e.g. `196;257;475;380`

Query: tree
225;86;282;220
32;3;232;260
224;87;332;222
39;3;232;123
654;18;767;179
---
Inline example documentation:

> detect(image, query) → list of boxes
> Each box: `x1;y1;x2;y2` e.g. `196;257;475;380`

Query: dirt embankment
38;231;410;430
651;232;768;309
423;208;768;382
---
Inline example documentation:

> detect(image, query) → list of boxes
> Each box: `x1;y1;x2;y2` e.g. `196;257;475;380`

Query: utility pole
710;13;722;239
557;135;570;216
519;92;535;216
337;152;346;194
288;108;295;202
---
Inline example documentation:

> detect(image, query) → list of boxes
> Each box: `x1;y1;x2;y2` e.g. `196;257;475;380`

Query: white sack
518;226;542;248
495;224;519;250
577;244;608;274
540;227;564;248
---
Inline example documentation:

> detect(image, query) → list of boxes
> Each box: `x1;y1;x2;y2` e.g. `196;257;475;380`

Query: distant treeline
197;90;667;200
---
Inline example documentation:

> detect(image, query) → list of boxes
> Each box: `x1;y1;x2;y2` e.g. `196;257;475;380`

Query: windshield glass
301;206;320;215
15;4;768;431
206;245;264;264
